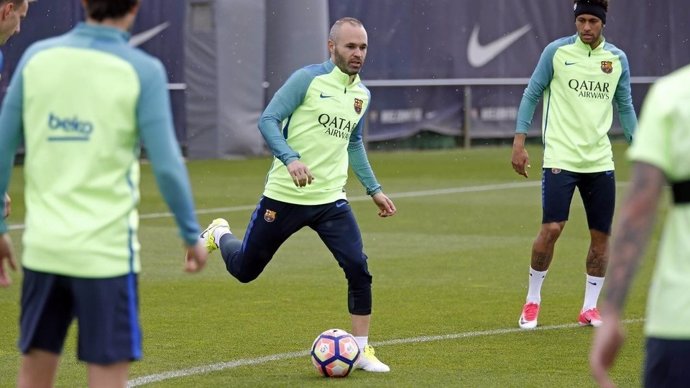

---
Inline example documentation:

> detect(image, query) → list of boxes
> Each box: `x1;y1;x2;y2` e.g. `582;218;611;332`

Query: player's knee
346;267;372;287
349;305;372;315
348;285;372;315
540;223;564;242
232;270;260;283
224;251;267;283
342;253;371;281
225;261;261;283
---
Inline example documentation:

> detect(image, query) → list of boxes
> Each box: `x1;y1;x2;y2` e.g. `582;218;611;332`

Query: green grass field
0;143;660;387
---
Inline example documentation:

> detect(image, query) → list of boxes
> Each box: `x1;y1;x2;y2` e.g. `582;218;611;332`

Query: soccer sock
354;336;368;351
217;233;245;278
526;267;548;304
582;274;605;311
213;226;231;243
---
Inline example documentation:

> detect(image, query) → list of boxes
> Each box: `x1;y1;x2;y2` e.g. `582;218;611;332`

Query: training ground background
0;142;658;387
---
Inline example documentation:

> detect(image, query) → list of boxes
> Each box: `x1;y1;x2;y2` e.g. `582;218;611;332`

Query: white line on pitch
6;181;543;230
127;318;644;387
6;180;637;230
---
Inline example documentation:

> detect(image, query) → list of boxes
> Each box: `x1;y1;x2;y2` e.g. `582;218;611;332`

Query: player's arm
348;115;380;196
348;118;396;217
0;53;28;286
136;59;206;270
590;162;664;387
513;42;556;177
590;80;668;387
603;162;663;312
259;69;315;187
601;79;668;315
3;193;10;219
515;43;556;134
258;69;312;166
613;52;637;144
0;233;15;287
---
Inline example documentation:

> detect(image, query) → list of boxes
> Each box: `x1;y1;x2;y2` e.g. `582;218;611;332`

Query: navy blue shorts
222;196;373;315
541;168;615;234
644;337;690;388
19;268;142;364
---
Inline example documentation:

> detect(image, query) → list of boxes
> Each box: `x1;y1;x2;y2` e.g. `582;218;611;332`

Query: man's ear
0;3;12;20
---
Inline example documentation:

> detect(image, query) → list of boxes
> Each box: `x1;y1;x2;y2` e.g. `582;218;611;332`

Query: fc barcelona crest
600;61;613;74
354;98;363;114
264;209;276;223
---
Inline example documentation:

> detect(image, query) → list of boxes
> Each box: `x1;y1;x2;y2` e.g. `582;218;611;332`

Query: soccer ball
310;328;360;377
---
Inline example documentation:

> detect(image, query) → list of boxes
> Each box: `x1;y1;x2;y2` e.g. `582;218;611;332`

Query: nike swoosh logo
129;22;170;47
335;201;347;208
565;61;578;66
320;92;333;99
467;24;532;67
588;281;598;286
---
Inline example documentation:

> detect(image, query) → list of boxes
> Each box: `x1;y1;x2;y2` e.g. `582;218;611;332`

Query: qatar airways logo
48;113;94;141
568;79;611;100
318;113;357;140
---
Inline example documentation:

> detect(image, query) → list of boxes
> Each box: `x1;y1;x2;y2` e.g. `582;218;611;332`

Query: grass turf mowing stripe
127;318;643;386
8;182;542;230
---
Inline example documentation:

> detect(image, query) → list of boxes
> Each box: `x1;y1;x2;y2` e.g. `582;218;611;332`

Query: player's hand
3;193;11;219
511;145;531;178
589;310;624;388
372;192;396;218
0;234;17;287
184;241;208;273
287;160;314;187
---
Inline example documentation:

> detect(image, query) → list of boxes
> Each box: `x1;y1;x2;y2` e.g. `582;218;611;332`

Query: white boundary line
7;181;541;231
127;318;644;386
3;179;638;385
7;180;636;230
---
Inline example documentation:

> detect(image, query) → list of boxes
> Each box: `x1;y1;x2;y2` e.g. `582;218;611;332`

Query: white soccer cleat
199;218;230;253
518;302;540;329
356;345;390;372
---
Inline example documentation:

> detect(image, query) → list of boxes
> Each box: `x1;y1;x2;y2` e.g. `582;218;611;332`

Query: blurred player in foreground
0;0;207;386
590;65;690;387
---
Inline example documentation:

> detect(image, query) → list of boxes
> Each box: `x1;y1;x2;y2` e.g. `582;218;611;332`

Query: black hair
84;0;138;21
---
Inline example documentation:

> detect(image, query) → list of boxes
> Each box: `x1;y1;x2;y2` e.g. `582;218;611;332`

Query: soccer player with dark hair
200;17;397;373
0;0;208;386
511;0;637;329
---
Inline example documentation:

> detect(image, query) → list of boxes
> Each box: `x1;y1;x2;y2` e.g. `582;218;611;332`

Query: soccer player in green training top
0;1;208;386
198;17;397;373
590;64;690;388
511;0;637;330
